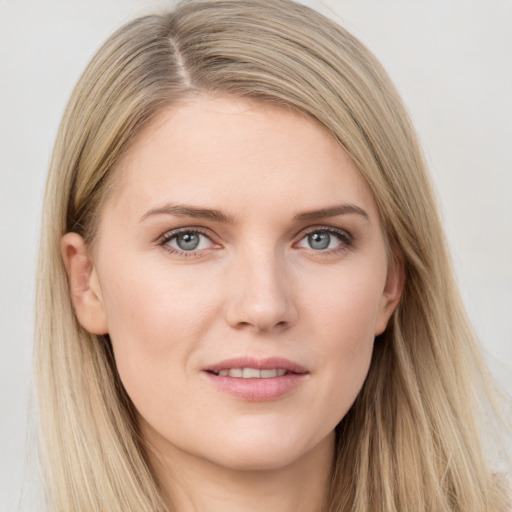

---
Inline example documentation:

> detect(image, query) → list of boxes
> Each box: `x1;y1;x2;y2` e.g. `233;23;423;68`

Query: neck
143;430;335;512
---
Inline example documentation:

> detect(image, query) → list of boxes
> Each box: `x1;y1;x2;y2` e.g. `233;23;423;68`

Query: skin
62;95;403;512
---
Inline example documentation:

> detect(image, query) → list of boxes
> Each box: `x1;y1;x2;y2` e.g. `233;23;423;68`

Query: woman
35;0;510;510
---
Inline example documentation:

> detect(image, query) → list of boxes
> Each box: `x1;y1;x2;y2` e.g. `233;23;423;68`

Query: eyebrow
139;202;369;224
293;204;369;222
139;203;236;224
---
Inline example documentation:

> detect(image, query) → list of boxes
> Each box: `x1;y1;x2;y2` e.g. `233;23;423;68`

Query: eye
296;228;351;251
160;229;217;254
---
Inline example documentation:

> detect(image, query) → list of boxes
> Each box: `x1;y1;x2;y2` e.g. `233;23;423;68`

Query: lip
204;357;308;374
202;357;309;402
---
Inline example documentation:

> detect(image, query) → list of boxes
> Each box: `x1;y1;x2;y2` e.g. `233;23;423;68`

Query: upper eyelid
159;226;214;242
295;225;352;240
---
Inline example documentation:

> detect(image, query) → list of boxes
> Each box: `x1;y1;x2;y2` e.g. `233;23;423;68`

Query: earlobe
61;232;109;335
374;250;405;336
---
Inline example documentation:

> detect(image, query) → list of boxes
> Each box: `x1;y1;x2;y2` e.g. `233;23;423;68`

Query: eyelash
158;226;353;258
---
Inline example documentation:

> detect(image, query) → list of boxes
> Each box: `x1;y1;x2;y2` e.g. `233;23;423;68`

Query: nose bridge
225;241;296;331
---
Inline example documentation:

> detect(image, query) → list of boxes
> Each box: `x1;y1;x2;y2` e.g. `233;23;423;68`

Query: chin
205;445;308;472
198;427;334;473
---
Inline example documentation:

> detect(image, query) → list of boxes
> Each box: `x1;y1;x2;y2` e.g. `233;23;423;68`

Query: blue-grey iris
308;231;330;250
176;232;200;250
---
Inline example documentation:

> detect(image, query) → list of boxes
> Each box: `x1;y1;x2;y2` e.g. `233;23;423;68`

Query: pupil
308;231;330;250
177;232;200;250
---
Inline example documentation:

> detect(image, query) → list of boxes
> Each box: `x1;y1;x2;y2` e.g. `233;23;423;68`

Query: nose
224;248;297;333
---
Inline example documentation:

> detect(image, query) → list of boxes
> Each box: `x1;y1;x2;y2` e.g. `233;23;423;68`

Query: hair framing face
36;1;510;511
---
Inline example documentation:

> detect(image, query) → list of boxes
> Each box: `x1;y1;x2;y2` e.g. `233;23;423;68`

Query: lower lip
202;372;308;401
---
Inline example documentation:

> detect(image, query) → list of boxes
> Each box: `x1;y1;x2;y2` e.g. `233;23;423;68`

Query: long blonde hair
36;0;510;510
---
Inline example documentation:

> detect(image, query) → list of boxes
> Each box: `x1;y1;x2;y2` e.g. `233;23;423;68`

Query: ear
374;249;405;336
61;232;109;335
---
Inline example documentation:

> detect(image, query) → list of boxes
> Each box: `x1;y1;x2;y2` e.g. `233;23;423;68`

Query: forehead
103;94;379;223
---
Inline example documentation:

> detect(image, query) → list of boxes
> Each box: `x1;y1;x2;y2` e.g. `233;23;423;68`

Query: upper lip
203;357;308;374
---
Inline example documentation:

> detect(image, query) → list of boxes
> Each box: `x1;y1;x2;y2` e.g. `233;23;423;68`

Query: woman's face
64;95;402;473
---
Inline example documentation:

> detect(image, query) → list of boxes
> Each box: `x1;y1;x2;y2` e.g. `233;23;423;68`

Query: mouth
208;368;291;378
202;357;308;401
204;357;308;377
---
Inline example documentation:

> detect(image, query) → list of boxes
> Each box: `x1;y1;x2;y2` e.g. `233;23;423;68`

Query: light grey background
1;0;511;510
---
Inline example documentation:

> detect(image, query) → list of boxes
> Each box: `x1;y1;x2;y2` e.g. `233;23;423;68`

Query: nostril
224;283;297;331
232;319;289;332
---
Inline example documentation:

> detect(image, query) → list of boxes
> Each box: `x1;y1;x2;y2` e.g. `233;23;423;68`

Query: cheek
97;259;222;399
101;255;221;337
303;257;386;344
302;263;385;420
